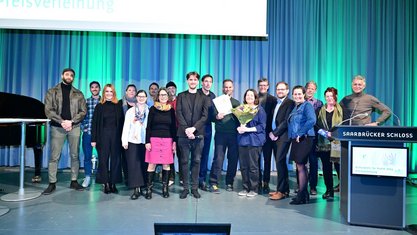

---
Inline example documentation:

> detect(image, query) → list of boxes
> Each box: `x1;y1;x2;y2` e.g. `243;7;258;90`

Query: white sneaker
82;176;91;188
168;180;174;186
246;191;258;197
238;190;248;196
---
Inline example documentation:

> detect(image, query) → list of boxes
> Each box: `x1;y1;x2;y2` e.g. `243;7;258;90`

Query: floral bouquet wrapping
232;104;258;125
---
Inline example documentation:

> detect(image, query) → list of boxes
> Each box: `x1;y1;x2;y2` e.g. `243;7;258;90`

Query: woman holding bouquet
236;89;266;197
288;85;316;204
121;90;149;200
145;88;177;199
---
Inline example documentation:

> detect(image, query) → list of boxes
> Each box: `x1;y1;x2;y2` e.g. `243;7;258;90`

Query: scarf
316;103;343;153
154;102;171;111
122;95;137;113
134;104;147;124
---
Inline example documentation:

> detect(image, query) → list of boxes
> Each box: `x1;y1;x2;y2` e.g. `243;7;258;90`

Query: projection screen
0;0;267;37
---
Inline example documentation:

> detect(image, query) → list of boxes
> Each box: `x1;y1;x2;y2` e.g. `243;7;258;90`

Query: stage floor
0;167;416;235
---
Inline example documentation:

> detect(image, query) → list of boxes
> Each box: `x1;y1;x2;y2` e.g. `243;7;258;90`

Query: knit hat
166;81;177;88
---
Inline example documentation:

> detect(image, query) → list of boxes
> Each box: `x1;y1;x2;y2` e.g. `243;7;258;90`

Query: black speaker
154;223;231;235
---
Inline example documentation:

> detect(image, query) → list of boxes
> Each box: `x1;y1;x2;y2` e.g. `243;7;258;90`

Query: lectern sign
332;125;417;143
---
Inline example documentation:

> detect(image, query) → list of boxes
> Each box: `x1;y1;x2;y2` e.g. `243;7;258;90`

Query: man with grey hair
340;75;391;126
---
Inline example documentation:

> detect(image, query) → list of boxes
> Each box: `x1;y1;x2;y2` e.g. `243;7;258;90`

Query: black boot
162;170;170;198
145;172;154;200
131;187;140;200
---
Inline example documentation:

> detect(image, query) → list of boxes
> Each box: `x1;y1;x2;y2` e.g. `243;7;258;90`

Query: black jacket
271;97;295;141
176;90;210;138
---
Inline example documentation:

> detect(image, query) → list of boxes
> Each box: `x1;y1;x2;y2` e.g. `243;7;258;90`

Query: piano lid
0;92;46;119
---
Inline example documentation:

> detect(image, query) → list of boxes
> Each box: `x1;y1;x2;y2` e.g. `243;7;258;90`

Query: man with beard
81;81;101;187
268;82;295;200
147;82;159;107
176;71;210;199
43;68;87;195
208;79;240;193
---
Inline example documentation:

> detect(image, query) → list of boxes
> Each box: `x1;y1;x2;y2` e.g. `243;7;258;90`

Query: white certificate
212;95;233;115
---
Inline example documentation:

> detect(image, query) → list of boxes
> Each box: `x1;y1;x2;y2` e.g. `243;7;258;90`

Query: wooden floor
0;167;416;235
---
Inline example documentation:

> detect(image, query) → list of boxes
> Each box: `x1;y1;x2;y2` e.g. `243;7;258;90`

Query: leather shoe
179;189;189;199
69;180;84;191
191;189;201;199
322;190;334;199
110;184;118;194
269;192;288;200
289;197;307;205
269;191;279;196
263;184;270;194
42;183;56;195
198;182;208;191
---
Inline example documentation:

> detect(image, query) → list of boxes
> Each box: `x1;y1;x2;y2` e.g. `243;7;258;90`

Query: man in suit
257;78;277;193
268;82;295;200
176;71;210;199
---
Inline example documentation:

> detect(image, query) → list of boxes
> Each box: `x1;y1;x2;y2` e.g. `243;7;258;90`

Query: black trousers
125;143;147;188
96;130;122;184
273;140;292;193
178;137;204;190
209;132;239;186
239;146;261;191
318;151;334;191
259;138;276;184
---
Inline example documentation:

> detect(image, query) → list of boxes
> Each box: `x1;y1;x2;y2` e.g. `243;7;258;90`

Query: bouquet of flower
232;104;258;125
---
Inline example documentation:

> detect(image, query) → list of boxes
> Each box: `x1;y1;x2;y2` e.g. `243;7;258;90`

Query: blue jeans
82;132;93;177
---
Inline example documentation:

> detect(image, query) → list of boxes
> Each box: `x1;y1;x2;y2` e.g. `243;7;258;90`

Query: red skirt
145;137;174;164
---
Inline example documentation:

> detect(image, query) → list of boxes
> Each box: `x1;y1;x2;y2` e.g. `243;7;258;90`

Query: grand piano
0;92;49;201
0;92;47;146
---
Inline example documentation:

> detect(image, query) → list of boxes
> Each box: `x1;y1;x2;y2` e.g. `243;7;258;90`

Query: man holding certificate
209;79;241;193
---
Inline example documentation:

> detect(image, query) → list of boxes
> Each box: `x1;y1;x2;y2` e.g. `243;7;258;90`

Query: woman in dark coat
91;84;124;194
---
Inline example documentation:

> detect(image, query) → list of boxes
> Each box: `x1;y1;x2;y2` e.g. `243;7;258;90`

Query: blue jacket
288;102;316;139
237;106;266;147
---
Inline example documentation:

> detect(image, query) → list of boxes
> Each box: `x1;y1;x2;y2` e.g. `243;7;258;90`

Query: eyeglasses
159;94;168;97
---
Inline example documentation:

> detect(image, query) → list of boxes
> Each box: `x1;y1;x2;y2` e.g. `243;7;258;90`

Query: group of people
41;68;391;205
